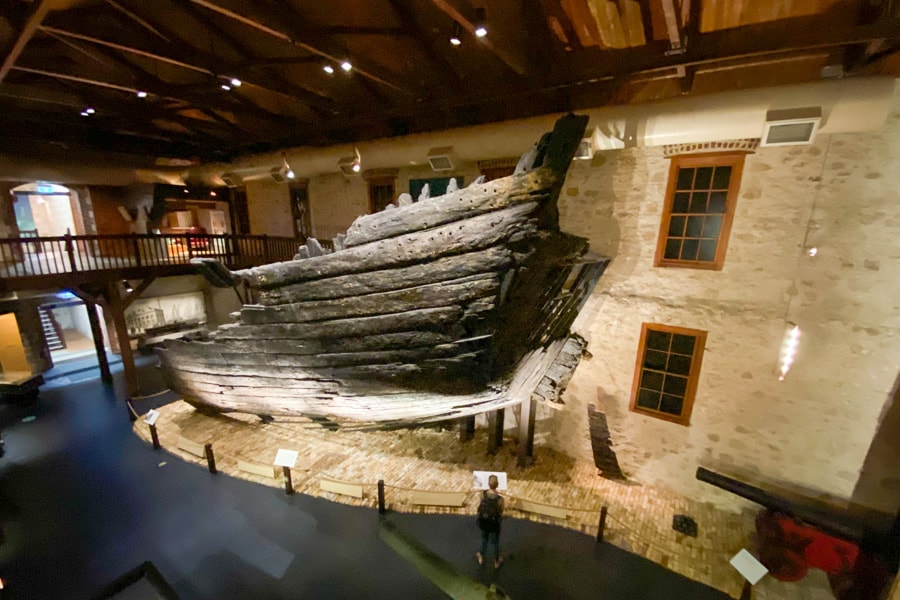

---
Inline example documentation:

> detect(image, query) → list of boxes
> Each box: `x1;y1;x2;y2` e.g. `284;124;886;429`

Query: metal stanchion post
596;506;608;543
283;466;294;495
127;400;137;422
378;479;386;515
204;443;217;474
149;423;161;450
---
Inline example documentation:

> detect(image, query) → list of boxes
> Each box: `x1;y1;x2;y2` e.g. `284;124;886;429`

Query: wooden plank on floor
516;497;569;520
238;459;276;479
177;436;206;458
320;477;365;498
411;490;468;507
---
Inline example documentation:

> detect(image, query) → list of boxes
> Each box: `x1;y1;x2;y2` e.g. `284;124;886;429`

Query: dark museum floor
0;357;731;600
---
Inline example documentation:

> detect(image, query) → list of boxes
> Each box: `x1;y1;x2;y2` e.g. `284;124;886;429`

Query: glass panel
672;192;690;213
664;239;681;259
694;167;713;189
660;394;684;415
637;388;660;410
671;334;696;355
685;216;704;237
663;375;687;396
646;330;671;350
698;239;718;262
708;191;727;213
644;349;667;370
702;215;722;237
676;168;694;190
641;370;664;391
668;354;692;375
713;165;732;189
690;193;707;213
668;216;686;237
681;239;699;260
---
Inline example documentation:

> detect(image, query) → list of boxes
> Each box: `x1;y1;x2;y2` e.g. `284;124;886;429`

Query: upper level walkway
0;233;303;293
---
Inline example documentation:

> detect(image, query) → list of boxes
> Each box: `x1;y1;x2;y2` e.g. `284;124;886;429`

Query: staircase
38;307;66;351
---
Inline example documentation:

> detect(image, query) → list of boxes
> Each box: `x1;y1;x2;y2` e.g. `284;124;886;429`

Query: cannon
696;467;895;600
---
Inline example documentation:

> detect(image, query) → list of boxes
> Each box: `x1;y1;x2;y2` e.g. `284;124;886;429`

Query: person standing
476;474;505;569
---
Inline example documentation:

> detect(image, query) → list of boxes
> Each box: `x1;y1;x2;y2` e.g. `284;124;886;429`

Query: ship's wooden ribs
238;201;540;289
241;273;500;325
258;246;513;305
531;334;587;406
343;168;557;248
211;305;463;341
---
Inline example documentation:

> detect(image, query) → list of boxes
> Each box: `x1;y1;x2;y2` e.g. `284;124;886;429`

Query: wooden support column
459;415;475;443
84;300;112;383
106;281;139;396
517;397;536;467
486;408;504;455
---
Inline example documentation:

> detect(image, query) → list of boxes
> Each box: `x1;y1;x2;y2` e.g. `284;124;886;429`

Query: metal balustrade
0;232;312;290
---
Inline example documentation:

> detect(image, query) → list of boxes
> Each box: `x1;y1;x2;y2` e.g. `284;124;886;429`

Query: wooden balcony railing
0;233;306;287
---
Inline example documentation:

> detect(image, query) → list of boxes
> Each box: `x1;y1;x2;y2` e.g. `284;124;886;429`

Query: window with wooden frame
364;169;398;214
655;153;745;270
629;323;707;425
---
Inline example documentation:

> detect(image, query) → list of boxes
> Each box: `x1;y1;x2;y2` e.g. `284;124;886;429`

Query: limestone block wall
308;173;368;242
245;180;292;237
551;92;900;511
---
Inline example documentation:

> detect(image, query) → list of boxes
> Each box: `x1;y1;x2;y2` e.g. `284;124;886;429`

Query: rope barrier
135;414;741;560
130;388;173;401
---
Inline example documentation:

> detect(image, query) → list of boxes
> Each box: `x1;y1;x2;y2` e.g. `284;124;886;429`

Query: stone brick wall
550;86;900;511
245;180;293;237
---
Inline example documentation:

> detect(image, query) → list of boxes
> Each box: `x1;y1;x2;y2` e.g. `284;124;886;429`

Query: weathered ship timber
157;114;610;427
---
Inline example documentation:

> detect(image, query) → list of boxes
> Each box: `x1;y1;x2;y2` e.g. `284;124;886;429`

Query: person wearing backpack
476;474;505;569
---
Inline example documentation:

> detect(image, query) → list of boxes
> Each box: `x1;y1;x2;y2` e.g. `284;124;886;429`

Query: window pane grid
657;158;742;268
632;324;705;424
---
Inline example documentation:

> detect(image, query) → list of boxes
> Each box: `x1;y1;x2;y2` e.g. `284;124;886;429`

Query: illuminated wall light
136;90;148;98
352;146;361;172
449;22;462;46
323;65;335;74
808;246;818;257
340;61;352;72
777;323;801;381
474;8;487;37
282;152;296;179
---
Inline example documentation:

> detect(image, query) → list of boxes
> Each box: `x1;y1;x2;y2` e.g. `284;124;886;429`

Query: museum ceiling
0;0;899;164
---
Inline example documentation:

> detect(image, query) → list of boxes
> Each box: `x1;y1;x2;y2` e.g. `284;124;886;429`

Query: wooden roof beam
430;0;533;75
386;0;466;91
105;0;171;43
0;0;58;83
187;0;415;96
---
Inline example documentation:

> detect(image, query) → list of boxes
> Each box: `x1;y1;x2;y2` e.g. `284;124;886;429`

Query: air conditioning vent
427;146;454;172
762;107;822;146
574;138;593;160
221;173;240;187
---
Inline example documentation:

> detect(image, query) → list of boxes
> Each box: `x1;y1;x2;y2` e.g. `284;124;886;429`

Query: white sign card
472;471;508;491
273;449;299;468
729;549;768;585
144;409;160;426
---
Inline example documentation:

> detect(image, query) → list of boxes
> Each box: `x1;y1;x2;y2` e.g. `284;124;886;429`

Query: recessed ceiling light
474;25;487;38
221;84;231;91
323;65;334;74
136;91;148;98
449;35;461;46
230;78;242;87
474;7;487;37
340;61;352;72
210;190;217;197
80;110;90;116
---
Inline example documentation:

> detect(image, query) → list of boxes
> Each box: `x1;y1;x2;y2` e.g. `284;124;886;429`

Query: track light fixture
352;146;361;172
341;61;353;72
230;78;242;87
474;8;487;37
282;152;296;179
450;22;462;46
323;64;335;74
136;90;148;98
122;280;134;293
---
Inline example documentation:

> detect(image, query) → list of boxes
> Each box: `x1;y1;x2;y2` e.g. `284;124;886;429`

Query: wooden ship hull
156;114;610;427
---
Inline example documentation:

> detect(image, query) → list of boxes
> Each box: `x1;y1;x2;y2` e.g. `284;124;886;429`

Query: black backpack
477;492;502;529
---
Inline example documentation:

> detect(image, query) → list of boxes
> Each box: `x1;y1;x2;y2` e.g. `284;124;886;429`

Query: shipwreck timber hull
156;114;610;426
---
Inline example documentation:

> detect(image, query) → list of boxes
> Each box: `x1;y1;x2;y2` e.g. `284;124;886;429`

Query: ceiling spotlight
474;8;487;37
136;90;148;98
85;107;95;114
183;188;189;193
340;61;352;72
450;22;462;46
352;146;361;172
230;78;242;87
80;110;90;116
122;280;134;293
210;190;217;197
221;84;231;91
282;152;296;179
323;64;335;74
